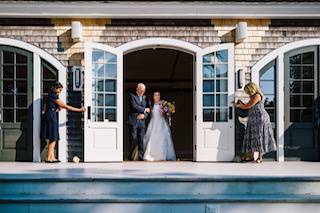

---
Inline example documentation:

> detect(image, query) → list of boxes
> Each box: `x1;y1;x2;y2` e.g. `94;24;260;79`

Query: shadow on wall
15;102;33;161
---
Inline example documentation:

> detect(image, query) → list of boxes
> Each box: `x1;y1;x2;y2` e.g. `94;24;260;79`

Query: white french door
84;43;123;161
195;44;235;161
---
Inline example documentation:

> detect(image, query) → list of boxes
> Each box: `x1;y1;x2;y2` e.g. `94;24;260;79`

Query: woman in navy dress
44;82;85;163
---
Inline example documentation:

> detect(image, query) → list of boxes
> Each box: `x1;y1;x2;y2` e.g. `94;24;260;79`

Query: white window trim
251;38;320;162
118;37;202;55
0;37;67;162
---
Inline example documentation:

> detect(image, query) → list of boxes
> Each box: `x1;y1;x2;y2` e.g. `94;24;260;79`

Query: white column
33;54;41;162
276;55;285;162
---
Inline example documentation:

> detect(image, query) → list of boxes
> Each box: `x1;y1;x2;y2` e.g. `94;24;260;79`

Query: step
1;162;320;212
1;175;320;197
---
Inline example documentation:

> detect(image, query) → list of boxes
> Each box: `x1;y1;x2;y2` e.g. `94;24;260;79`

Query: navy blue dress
44;92;60;141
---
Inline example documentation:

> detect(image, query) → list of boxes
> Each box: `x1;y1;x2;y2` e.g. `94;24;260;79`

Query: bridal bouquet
160;100;176;126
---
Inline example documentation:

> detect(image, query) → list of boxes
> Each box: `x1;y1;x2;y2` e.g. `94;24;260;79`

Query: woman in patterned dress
234;82;276;163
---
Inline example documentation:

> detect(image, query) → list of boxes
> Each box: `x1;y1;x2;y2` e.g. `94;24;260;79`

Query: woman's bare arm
237;94;262;110
54;99;85;112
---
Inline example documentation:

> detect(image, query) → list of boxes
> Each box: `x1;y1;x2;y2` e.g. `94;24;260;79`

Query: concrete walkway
0;162;319;180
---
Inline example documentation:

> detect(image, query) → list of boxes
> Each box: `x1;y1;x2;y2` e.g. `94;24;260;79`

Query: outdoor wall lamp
71;21;83;42
235;22;247;43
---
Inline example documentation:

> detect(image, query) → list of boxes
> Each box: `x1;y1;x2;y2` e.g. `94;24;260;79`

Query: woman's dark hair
51;81;63;93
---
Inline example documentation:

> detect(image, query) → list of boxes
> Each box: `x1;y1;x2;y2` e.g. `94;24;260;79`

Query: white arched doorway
252;39;320;162
0;38;67;162
84;38;235;162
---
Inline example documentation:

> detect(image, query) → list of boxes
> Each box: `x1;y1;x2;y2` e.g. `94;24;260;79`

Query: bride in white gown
143;92;176;161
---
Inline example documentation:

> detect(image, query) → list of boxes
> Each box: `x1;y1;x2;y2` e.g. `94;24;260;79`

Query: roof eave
0;1;320;19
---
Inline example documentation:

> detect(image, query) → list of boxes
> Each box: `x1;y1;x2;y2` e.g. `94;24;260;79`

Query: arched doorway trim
0;37;67;162
252;39;320;162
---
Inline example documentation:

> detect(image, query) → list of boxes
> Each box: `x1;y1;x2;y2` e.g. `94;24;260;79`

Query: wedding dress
143;103;176;161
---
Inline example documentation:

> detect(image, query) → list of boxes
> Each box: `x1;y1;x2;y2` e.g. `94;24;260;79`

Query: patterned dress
242;97;276;154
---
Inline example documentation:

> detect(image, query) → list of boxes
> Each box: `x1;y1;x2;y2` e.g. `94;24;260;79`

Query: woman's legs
47;140;57;161
241;152;253;162
255;151;263;163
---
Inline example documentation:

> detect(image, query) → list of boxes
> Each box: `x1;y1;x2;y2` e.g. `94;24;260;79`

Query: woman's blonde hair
244;82;263;97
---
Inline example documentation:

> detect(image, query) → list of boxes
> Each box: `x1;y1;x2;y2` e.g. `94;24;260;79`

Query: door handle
87;106;91;120
229;106;233;120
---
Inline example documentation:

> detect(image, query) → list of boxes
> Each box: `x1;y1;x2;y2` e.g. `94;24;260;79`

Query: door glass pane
105;80;116;92
16;80;28;93
93;93;104;107
290;95;301;107
16;109;28;122
3;95;14;107
203;109;214;122
43;81;54;94
289;80;301;93
216;50;228;63
3;65;14;78
203;53;214;64
93;64;104;78
3;51;14;64
216;64;227;78
91;50;117;122
203;95;214;106
105;94;116;106
203;65;214;78
264;95;275;107
290;54;301;64
289;66;301;79
16;65;28;79
302;66;314;79
260;81;274;94
260;66;274;81
303;81;314;93
16;53;27;64
216;108;228;122
203;80;214;92
94;79;104;92
302;52;314;64
216;94;228;107
105;109;116;121
105;64;117;78
3;80;14;93
290;109;300;122
42;65;56;79
302;109;312;122
105;52;117;63
216;80;227;92
202;50;229;122
92;50;104;63
303;95;313;107
93;108;104;122
3;109;14;122
16;95;28;107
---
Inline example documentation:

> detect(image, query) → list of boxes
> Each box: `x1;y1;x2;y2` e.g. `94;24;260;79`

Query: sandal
255;159;263;163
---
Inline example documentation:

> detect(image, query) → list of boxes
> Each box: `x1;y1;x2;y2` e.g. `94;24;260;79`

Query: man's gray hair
137;83;146;90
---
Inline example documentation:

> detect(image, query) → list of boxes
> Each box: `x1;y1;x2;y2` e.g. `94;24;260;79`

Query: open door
195;44;235;161
84;43;123;161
